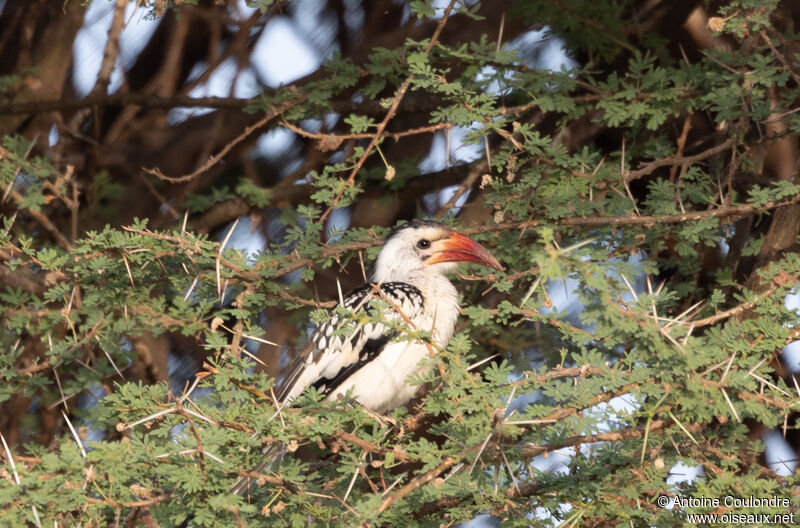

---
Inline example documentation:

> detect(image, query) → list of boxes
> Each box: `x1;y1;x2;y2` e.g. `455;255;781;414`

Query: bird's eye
416;239;431;249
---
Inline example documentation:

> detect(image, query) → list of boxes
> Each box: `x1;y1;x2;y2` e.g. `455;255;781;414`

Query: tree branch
691;281;781;327
371;456;458;521
625;138;736;182
90;0;127;97
320;0;459;222
143;99;300;183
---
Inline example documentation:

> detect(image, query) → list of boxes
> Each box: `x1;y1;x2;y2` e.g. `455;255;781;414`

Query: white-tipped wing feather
277;282;427;410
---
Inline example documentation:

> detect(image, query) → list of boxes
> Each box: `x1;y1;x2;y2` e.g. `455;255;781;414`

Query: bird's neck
386;270;460;346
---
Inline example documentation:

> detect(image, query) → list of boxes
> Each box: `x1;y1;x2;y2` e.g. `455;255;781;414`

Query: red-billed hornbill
228;220;502;497
277;220;502;412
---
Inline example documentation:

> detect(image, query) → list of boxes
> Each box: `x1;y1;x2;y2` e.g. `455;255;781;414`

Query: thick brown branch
90;0;126;97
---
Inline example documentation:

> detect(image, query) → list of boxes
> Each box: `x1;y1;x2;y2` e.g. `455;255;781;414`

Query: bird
275;220;503;413
225;221;502;499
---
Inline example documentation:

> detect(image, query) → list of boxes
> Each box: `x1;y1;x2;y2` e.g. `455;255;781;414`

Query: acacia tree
1;0;800;526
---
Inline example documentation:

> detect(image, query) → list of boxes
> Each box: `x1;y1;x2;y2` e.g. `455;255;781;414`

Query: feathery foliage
1;0;800;526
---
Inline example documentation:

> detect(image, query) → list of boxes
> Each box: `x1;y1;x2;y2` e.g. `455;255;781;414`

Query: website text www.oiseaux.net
656;494;794;524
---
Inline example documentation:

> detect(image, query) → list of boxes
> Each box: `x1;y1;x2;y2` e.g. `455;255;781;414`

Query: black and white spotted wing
276;282;425;402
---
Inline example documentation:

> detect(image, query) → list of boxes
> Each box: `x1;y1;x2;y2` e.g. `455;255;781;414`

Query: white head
371;221;502;284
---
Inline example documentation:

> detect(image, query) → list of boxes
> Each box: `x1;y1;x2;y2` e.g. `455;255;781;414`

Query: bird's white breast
326;340;432;412
326;275;459;413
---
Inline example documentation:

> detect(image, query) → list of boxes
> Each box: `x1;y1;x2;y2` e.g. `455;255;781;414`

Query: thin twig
435;160;488;218
626;138;736;182
144;99;298;183
691;282;779;327
281;118;452;142
373;456;458;519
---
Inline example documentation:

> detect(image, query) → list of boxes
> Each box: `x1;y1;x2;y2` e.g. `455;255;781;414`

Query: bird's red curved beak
427;231;503;271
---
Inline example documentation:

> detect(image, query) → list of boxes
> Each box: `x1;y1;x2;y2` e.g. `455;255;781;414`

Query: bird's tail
229;443;284;496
